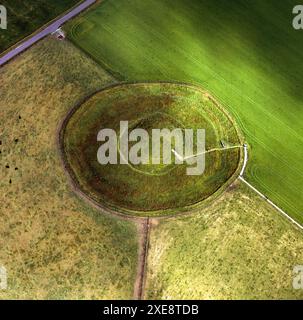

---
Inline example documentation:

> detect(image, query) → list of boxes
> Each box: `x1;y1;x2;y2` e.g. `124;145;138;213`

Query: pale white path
172;145;242;161
239;144;248;176
239;145;303;230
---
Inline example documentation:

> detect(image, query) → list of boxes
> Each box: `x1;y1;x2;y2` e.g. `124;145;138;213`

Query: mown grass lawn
67;0;303;224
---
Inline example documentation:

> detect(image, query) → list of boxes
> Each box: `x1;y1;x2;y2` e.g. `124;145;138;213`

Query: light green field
145;181;303;300
0;37;139;299
67;0;303;223
62;82;241;216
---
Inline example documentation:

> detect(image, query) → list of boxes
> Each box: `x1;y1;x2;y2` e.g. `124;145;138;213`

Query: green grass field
62;83;241;216
0;0;79;53
145;181;303;300
67;0;303;223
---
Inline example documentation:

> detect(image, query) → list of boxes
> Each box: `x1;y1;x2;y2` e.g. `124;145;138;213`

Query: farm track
134;218;150;300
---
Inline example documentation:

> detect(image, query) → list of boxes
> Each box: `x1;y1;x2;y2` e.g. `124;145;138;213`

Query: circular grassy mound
62;83;242;217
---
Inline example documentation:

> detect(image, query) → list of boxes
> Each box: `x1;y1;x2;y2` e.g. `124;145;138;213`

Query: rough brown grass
0;37;139;299
145;181;303;300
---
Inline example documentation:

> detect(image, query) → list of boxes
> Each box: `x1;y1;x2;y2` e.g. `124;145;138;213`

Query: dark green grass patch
62;83;241;216
0;0;79;53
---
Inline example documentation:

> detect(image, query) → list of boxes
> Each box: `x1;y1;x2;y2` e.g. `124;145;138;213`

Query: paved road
0;0;96;66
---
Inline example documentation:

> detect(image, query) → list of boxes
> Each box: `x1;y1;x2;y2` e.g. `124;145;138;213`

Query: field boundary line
239;146;303;231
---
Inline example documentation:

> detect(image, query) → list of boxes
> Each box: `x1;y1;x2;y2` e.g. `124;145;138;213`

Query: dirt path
133;218;150;300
